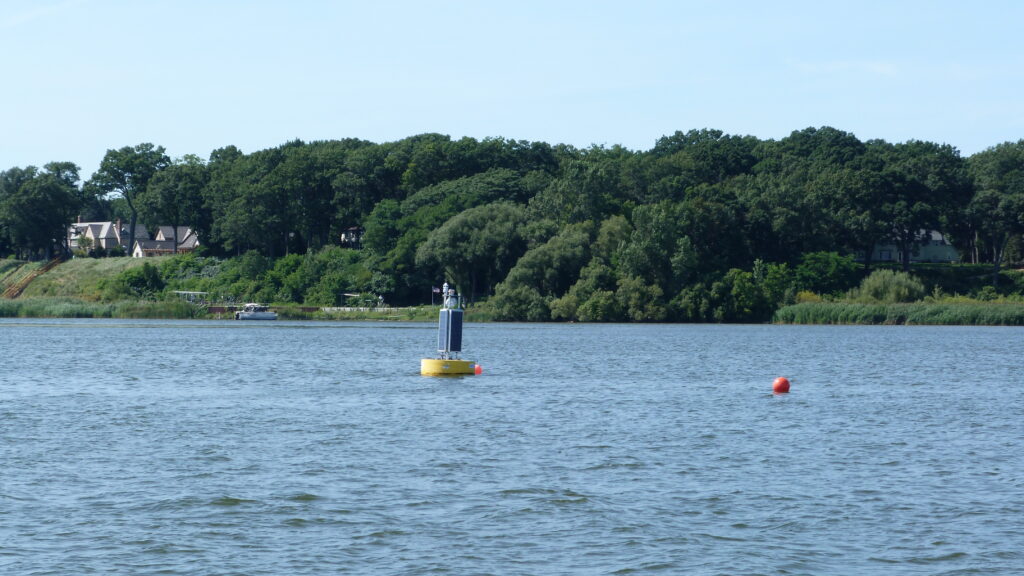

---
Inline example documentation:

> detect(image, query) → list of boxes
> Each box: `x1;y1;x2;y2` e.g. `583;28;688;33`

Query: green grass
0;260;44;292
773;301;1024;325
17;256;172;300
0;259;24;283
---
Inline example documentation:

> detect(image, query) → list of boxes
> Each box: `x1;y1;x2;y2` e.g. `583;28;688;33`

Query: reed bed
0;298;204;319
773;301;1024;325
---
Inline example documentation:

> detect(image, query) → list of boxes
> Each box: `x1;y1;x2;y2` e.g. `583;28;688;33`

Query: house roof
74;222;117;240
155;226;199;248
134;240;176;252
69;221;148;240
156;226;189;241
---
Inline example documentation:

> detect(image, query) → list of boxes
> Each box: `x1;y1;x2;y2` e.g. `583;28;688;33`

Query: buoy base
421;358;476;376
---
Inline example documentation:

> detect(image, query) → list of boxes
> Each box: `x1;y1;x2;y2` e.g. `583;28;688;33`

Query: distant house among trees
858;231;960;264
132;226;200;257
339;226;364;248
68;219;148;254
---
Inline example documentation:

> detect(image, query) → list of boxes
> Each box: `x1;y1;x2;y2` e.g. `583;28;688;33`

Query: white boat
235;303;277;320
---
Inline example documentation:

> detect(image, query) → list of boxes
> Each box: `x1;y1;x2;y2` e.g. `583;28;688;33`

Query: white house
68;219;148;253
858;230;960;264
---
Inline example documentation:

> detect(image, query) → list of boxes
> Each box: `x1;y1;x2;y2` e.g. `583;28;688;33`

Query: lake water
1;319;1022;575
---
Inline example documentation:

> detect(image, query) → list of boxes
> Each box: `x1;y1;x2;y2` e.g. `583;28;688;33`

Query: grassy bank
0;297;205;319
0;260;46;292
16;257;167;300
773;301;1024;325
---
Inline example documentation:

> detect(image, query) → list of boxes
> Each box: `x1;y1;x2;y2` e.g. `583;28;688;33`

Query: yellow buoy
420;358;476;376
421;281;479;376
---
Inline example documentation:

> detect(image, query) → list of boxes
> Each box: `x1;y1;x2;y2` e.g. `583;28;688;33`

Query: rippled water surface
2;319;1022;575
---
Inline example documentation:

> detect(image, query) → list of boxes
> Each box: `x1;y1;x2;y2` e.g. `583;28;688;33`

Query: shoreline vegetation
773;301;1024;326
3;296;1023;325
1;254;1023;325
2;259;1024;323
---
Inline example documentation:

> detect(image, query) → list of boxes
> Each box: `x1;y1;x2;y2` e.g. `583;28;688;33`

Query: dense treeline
2;128;1023;321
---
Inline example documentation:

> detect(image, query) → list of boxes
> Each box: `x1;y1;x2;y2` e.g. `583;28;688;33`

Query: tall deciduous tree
90;143;170;255
0;164;81;259
140;155;208;253
415;202;529;300
968;141;1024;286
876;140;970;271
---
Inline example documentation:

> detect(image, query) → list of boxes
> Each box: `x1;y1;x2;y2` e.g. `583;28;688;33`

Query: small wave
209;496;258;507
551;496;589;505
908;551;969;564
612;562;677;574
499;488;556;496
286;493;321;502
583;460;644;471
697;532;747;542
357;530;409;539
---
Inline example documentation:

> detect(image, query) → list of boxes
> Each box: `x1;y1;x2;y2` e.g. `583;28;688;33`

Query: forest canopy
2;128;1023;321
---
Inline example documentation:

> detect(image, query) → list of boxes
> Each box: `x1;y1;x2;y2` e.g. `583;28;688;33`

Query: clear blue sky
2;0;1023;180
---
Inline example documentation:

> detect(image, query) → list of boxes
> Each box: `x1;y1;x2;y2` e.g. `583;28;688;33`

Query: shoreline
4;297;1024;326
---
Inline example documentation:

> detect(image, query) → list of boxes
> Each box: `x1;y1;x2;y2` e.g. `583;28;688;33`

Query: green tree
794;251;860;295
616;201;681;288
201;145;245;255
967;141;1024;286
876;140;971;271
90;143;171;256
549;258;619;321
415;202;529;300
140;155;208;253
615;275;667;321
491;223;595;319
0;164;81;259
362;199;402;257
527;148;630;224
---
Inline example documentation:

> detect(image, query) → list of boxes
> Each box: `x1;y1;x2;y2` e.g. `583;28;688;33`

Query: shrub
490;283;550;321
99;262;165;300
850;269;925;303
795;290;822;303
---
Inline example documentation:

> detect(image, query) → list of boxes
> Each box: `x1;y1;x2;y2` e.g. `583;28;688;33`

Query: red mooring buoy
773;377;791;394
474;364;483;375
